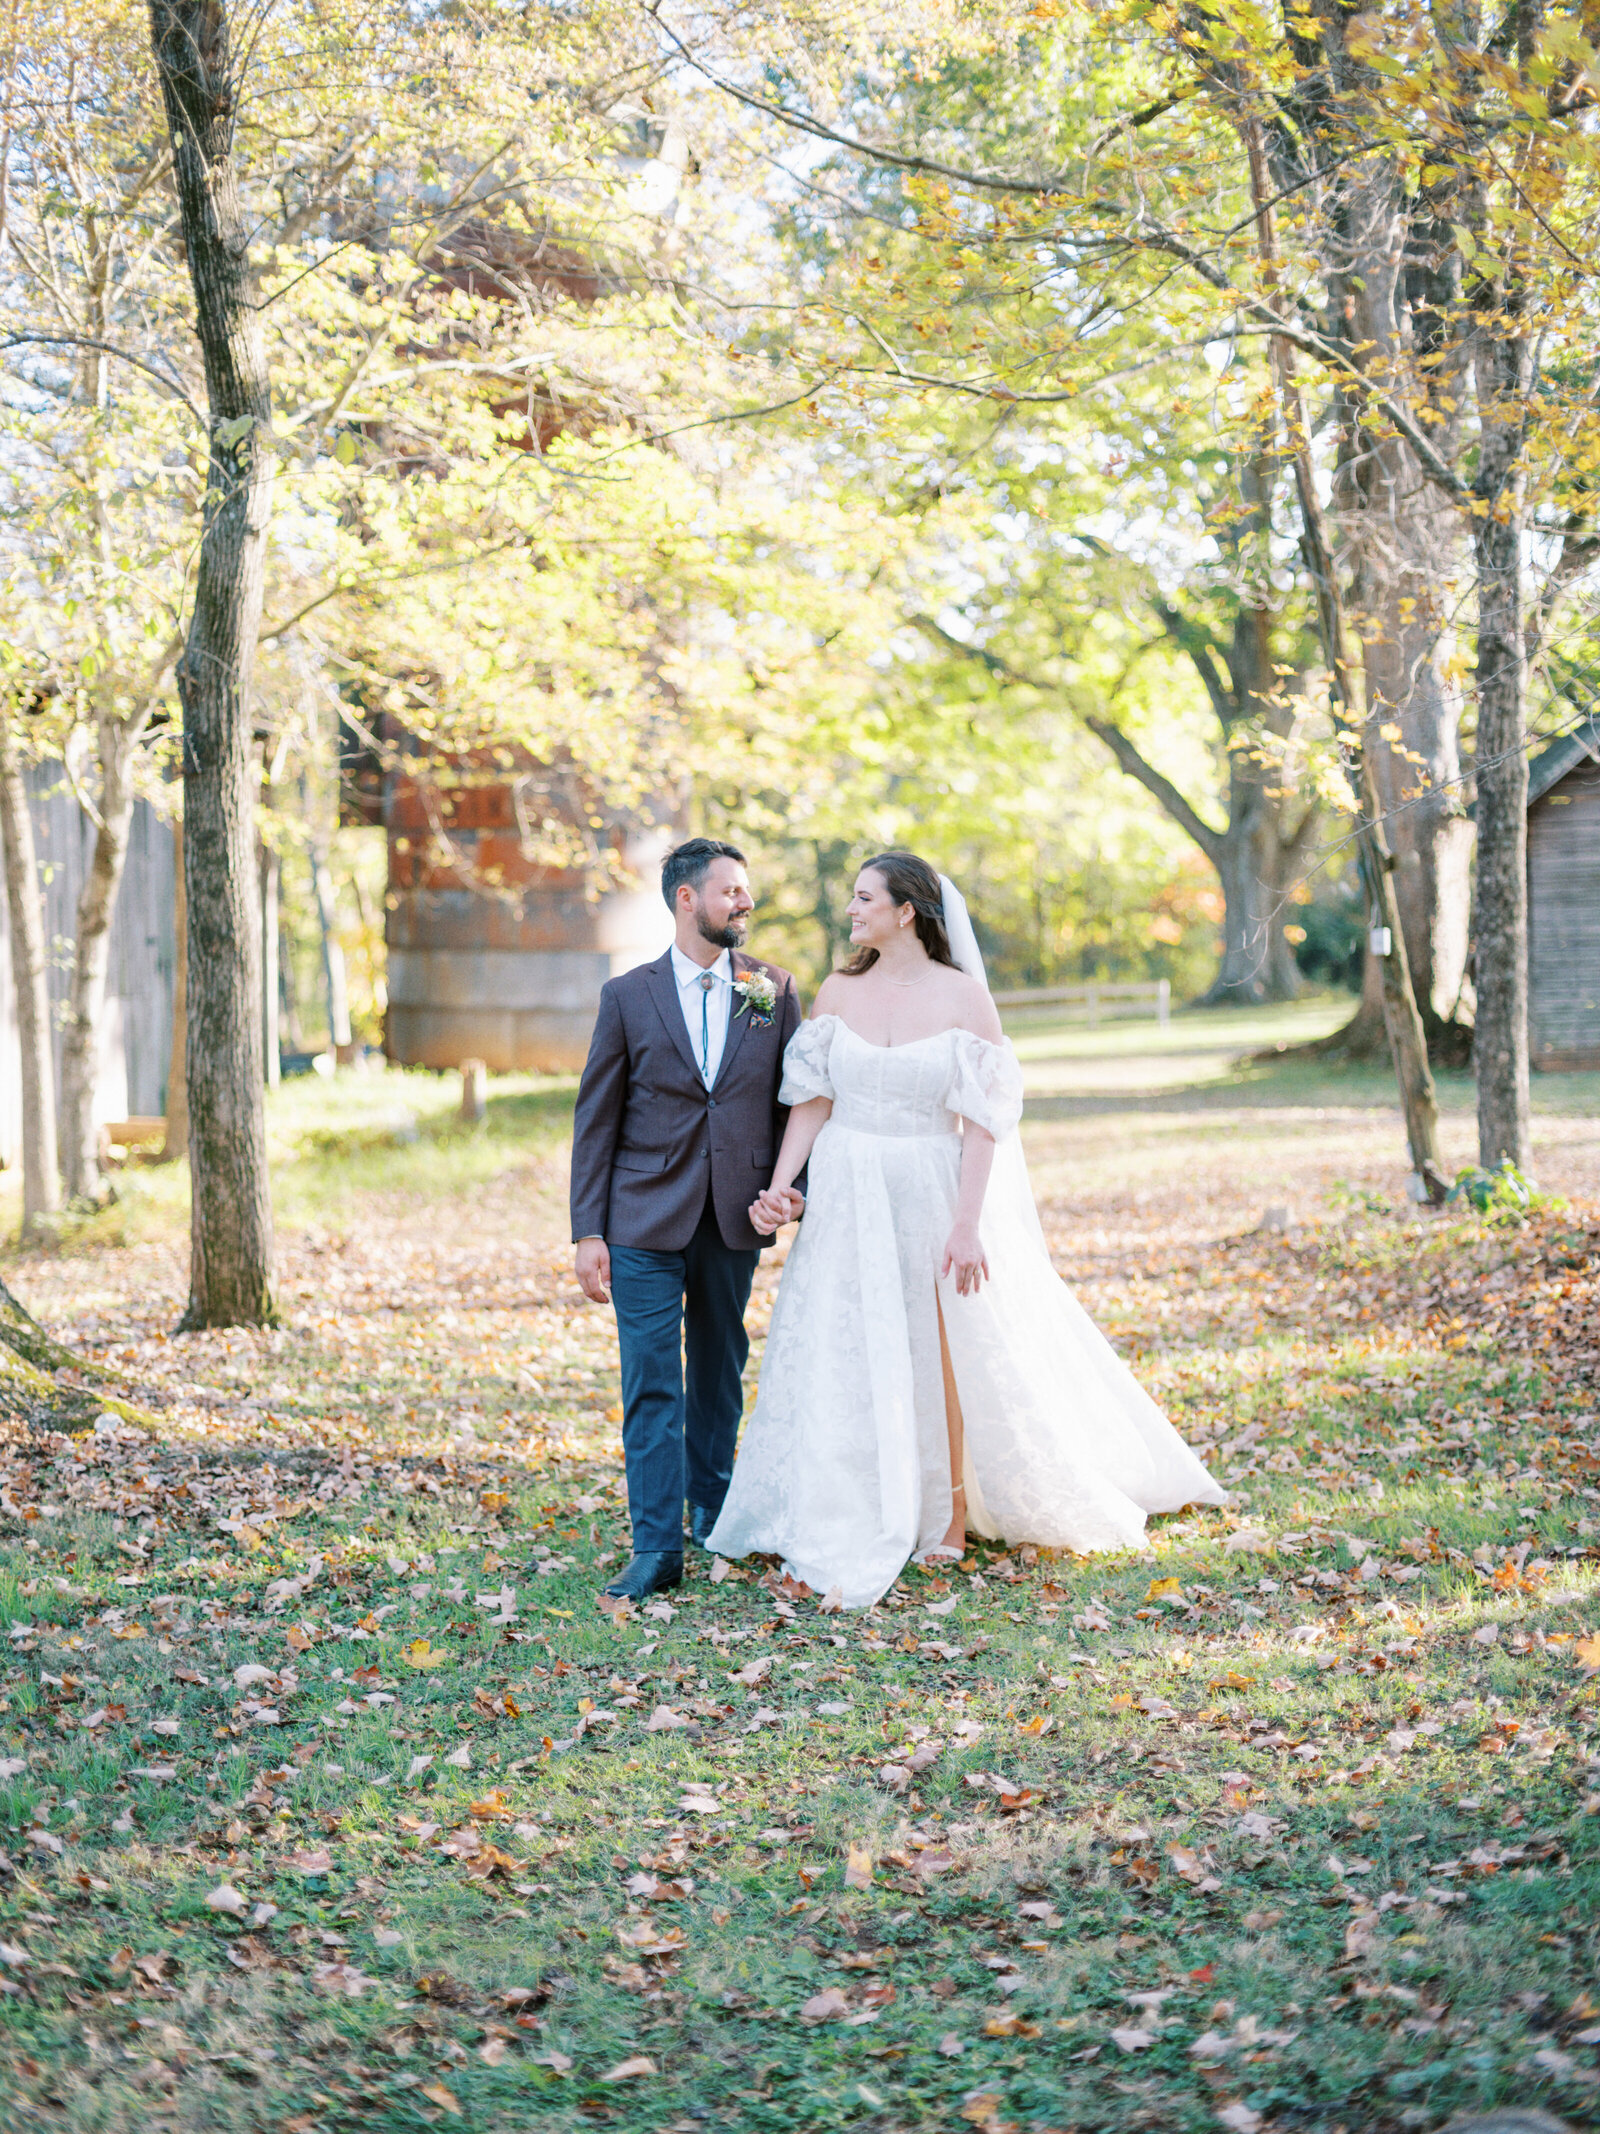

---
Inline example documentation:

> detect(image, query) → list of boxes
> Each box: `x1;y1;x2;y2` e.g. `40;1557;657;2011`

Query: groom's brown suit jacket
569;949;805;1254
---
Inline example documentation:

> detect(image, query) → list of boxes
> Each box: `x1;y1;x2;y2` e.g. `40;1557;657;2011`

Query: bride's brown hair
841;851;960;975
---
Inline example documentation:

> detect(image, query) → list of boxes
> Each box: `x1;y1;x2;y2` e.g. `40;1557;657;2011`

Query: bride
704;849;1224;1608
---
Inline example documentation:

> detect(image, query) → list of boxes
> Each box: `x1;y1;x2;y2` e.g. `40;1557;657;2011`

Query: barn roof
1528;711;1600;806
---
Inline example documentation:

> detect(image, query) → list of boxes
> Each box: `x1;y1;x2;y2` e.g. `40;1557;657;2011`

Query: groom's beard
696;909;748;952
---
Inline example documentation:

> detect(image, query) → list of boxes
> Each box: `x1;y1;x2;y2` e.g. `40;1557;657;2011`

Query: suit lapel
643;952;704;1084
714;952;755;1090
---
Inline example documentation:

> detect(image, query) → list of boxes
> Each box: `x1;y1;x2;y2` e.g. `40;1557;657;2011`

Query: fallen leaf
801;1988;850;2023
615;1920;688;1959
1216;2106;1262;2134
420;2081;461;2114
937;2031;966;2056
600;2055;658;2081
401;1640;450;1672
978;2012;1037;2042
204;1885;248;1917
1112;2025;1155;2052
1147;1577;1182;1598
844;1842;873;1890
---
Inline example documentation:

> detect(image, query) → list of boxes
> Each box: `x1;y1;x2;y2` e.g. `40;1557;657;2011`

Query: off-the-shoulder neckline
804;1012;1000;1055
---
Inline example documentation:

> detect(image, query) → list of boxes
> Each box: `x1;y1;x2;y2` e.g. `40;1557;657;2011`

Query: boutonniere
732;969;778;1028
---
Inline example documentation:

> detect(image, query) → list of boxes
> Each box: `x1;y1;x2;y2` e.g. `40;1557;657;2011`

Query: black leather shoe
688;1503;722;1550
602;1551;684;1602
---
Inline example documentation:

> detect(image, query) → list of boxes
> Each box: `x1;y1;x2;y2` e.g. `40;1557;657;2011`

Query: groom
570;838;805;1602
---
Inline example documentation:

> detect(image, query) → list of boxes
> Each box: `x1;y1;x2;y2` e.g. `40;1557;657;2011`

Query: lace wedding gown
706;1015;1225;1607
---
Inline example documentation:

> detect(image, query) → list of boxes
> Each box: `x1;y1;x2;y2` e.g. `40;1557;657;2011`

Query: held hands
941;1219;990;1296
749;1184;805;1236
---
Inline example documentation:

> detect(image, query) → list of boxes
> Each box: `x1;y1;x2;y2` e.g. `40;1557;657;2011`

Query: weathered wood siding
1528;754;1600;1070
0;773;176;1165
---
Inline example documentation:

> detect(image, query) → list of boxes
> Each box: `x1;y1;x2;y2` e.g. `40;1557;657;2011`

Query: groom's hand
750;1186;803;1234
576;1238;612;1304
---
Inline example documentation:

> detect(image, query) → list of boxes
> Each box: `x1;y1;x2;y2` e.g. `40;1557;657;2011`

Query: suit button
707;1098;717;1109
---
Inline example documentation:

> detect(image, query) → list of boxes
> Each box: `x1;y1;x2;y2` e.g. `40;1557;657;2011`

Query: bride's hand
749;1186;797;1234
941;1221;989;1296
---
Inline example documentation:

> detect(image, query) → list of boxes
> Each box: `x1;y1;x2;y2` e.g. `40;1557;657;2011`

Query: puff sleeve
947;1030;1024;1140
779;1015;838;1105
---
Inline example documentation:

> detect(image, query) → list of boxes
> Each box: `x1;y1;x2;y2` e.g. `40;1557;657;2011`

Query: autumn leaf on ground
800;1988;850;2023
1147;1576;1182;1598
420;2081;461;2114
400;1639;449;1671
982;2012;1040;2038
844;1842;873;1889
600;2056;658;2081
615;1920;687;1958
1573;1633;1600;1673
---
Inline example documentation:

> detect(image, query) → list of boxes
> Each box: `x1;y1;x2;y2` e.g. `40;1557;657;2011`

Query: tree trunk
160;817;188;1162
1471;333;1533;1172
1242;109;1447;1195
1203;798;1274;1003
1467;0;1539;1175
311;842;352;1054
148;0;276;1328
0;723;61;1236
261;833;281;1089
1262;7;1475;1058
59;720;139;1204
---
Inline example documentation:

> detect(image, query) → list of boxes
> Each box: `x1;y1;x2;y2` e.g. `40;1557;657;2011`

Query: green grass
0;1057;1595;2131
1004;994;1600;1117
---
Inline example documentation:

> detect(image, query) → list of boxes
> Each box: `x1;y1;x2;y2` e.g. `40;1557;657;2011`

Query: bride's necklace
887;963;932;988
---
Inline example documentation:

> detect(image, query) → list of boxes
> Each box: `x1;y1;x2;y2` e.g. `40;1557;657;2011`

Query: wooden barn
1527;713;1600;1071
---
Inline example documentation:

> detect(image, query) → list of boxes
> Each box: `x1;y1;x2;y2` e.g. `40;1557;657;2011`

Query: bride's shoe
916;1483;967;1565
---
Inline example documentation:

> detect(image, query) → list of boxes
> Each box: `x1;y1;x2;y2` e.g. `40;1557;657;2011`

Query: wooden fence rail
991;979;1171;1028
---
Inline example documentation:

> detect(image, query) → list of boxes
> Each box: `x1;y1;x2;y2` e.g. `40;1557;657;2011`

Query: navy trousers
609;1198;759;1555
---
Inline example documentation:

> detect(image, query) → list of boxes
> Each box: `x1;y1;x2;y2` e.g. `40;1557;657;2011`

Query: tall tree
0;719;61;1236
147;0;275;1325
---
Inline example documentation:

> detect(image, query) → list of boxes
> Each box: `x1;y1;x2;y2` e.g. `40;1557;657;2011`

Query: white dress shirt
671;943;733;1088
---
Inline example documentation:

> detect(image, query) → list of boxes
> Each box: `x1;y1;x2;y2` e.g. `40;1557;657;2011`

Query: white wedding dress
706;1014;1225;1607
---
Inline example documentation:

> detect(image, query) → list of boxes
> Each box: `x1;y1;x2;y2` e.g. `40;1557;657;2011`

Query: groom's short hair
661;837;746;911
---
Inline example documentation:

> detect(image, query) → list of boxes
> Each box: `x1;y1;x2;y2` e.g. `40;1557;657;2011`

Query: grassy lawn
0;1009;1596;2133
